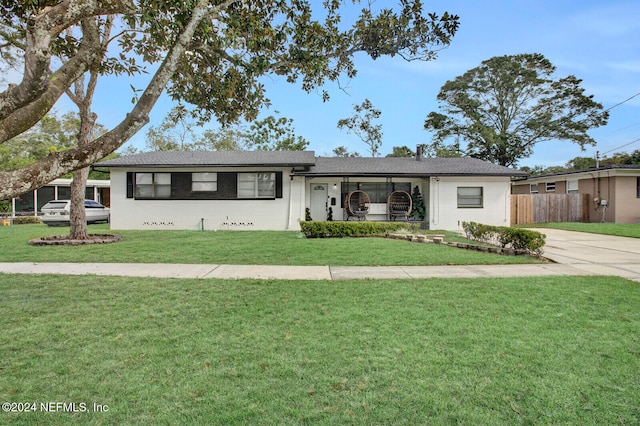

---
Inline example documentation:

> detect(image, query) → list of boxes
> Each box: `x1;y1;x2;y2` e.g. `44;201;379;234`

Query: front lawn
522;222;640;238
1;274;638;425
0;224;541;266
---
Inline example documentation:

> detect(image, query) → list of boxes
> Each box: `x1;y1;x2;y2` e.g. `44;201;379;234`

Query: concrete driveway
536;228;640;281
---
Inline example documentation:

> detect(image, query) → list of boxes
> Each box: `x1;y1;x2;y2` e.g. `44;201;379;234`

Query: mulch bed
29;234;122;246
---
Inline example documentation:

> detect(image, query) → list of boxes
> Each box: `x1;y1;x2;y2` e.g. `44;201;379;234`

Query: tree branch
0;0;133;121
0;0;213;199
0;19;103;143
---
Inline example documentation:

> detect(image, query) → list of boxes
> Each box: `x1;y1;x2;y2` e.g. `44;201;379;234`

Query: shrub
11;216;42;225
300;221;411;238
462;221;545;255
409;185;425;220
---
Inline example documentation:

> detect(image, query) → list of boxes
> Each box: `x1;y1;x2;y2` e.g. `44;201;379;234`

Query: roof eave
99;162;316;168
296;172;525;177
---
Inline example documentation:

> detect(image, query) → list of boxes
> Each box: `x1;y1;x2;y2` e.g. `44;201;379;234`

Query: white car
41;200;110;226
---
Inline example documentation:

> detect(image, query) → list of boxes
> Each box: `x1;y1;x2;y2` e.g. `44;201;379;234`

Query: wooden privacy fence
511;194;590;224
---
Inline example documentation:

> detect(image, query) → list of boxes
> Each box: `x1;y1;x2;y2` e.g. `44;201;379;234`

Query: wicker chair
345;190;371;221
387;190;412;221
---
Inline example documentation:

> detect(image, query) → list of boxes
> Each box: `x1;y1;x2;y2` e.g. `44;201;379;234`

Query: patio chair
387;190;412;221
345;190;370;221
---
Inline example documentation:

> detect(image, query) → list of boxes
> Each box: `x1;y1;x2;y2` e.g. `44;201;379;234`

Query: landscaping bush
11;216;42;225
462;221;545;255
300;221;411;238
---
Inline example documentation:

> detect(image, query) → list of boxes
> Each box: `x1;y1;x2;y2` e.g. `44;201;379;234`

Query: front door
310;184;328;221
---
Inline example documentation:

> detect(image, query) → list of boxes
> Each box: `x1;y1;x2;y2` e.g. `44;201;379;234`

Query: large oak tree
423;53;608;167
0;0;458;200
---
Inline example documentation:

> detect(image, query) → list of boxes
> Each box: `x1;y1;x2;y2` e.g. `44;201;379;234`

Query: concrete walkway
532;228;640;282
0;229;638;281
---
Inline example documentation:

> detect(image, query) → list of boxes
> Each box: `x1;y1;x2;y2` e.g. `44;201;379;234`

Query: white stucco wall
428;176;511;231
109;169;512;231
109;167;300;231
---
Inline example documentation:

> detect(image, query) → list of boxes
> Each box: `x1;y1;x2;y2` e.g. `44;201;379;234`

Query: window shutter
126;172;134;198
276;172;283;198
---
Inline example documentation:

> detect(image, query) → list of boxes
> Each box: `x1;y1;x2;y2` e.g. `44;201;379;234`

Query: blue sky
19;0;640;168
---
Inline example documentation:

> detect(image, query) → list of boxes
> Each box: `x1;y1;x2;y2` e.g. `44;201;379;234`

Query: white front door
310;184;328;221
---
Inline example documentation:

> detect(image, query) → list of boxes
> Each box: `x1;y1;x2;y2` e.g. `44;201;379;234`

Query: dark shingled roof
521;164;640;180
296;157;526;177
97;151;526;177
97;150;317;168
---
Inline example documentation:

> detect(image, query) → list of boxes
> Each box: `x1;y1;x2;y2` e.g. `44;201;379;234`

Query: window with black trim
237;173;276;198
135;173;171;198
546;182;556;192
192;172;217;192
358;182;389;203
340;181;411;206
457;187;483;208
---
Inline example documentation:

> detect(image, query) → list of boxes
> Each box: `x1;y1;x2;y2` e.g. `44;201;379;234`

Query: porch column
287;176;305;230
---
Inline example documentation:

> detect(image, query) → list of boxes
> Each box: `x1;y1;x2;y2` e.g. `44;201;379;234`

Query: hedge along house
97;150;526;231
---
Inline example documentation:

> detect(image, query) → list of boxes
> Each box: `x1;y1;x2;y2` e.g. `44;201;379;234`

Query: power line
612;121;640;133
596;92;640;155
603;91;640;113
601;137;640;155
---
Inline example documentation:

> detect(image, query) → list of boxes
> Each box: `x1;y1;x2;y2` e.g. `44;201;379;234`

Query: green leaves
300;221;410;238
424;53;608;167
144;108;309;152
337;98;383;157
245;114;310;151
462;221;546;255
1;0;458;200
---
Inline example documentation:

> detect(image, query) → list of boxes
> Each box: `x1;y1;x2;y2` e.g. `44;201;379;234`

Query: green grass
1;274;638;424
522;222;640;238
0;224;540;266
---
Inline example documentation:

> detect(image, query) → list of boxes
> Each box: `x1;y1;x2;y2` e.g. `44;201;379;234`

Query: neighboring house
97;151;526;231
511;165;640;223
4;178;110;217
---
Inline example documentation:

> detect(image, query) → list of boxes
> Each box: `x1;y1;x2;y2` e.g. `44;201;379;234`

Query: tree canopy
424;53;608;167
332;146;360;157
386;146;415;157
521;149;640;176
337;98;383;157
0;111;109;177
144;108;308;152
0;0;458;200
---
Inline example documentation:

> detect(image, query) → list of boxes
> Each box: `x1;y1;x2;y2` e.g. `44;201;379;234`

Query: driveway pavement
532;228;640;282
0;228;638;281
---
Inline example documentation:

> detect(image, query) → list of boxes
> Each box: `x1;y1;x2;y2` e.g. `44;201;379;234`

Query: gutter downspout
287;172;295;230
431;177;440;227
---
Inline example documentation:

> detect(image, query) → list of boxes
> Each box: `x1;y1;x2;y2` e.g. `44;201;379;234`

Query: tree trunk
69;167;89;239
68;68;98;240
